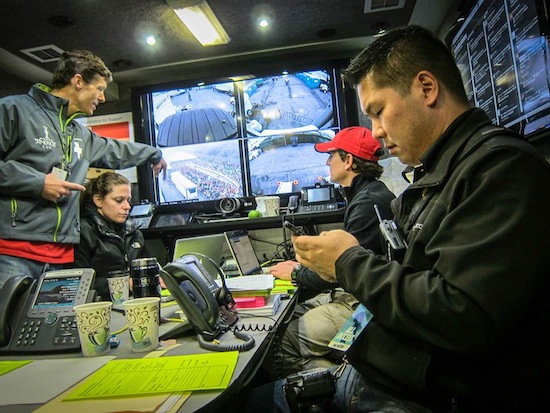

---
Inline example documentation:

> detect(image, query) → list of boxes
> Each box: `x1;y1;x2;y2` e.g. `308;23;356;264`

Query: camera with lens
284;367;336;413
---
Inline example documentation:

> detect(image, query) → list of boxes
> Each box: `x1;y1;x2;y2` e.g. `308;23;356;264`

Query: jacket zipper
52;106;79;240
53;203;62;242
10;198;17;227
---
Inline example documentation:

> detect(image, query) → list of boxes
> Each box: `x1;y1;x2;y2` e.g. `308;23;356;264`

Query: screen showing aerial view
152;81;238;146
145;67;341;201
158;139;244;203
245;70;337;195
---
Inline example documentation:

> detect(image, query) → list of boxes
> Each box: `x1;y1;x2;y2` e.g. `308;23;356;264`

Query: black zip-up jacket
73;203;148;300
337;109;550;409
296;175;395;291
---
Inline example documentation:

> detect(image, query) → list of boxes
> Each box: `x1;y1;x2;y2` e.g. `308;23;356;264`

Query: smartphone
283;220;306;236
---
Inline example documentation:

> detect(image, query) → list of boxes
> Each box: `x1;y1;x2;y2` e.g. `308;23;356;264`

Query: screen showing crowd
142;67;342;204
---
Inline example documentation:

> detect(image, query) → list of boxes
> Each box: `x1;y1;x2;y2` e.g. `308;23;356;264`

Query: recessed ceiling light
146;35;157;45
259;19;269;28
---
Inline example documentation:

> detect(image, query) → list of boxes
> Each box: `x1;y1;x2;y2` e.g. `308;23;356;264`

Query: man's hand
152;158;168;179
292;230;359;282
269;260;298;281
42;173;86;202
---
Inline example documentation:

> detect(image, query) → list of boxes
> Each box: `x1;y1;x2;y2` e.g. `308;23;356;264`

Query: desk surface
0;295;297;413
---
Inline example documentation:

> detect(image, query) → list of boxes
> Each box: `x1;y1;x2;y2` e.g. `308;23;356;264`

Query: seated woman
73;171;149;300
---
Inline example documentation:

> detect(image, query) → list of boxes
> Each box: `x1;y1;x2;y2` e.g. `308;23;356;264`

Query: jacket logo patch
74;141;83;159
35;126;56;150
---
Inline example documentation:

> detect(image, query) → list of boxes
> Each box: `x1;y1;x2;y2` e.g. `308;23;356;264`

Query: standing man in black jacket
267;126;395;378
247;25;550;412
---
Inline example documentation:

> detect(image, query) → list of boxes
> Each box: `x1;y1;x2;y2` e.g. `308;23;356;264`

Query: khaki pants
265;289;358;379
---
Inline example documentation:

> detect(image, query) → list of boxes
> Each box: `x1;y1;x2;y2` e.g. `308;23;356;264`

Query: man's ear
344;153;354;169
416;71;438;106
71;74;84;90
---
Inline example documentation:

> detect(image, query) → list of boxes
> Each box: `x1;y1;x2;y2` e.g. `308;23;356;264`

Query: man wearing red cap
268;126;396;378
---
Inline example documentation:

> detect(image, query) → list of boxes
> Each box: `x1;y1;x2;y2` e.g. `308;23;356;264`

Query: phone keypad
299;203;338;213
14;316;79;349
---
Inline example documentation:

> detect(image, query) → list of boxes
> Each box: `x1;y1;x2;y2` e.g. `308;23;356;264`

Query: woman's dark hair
81;172;130;209
342;25;468;104
52;50;113;89
336;149;384;179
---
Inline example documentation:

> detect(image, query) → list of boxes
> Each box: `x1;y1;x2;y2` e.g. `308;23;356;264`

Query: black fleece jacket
73;203;149;300
295;174;396;291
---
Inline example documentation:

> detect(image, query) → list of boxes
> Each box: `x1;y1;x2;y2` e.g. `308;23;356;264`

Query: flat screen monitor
158;139;244;203
131;63;346;205
248;134;332;195
243;70;337;137
244;69;338;195
450;0;550;138
153;82;238;145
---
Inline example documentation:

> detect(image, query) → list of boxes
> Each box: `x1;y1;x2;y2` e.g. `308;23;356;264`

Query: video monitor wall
132;63;345;206
450;0;550;138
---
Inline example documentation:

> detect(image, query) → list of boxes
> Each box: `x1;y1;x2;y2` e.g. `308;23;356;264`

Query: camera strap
333;355;349;380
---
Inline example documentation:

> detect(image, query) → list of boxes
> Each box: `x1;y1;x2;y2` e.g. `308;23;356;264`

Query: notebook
172;234;225;266
223;229;265;276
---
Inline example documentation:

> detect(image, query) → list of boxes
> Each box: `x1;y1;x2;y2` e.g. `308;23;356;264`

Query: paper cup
256;196;280;217
107;276;130;307
123;297;161;352
74;302;112;357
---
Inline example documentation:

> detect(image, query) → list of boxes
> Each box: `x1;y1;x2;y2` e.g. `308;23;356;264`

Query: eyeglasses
327;152;335;161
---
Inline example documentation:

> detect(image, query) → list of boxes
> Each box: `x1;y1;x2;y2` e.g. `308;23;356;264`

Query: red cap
314;127;382;161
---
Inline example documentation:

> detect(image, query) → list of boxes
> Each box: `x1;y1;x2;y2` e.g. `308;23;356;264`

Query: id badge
52;167;67;181
328;304;373;351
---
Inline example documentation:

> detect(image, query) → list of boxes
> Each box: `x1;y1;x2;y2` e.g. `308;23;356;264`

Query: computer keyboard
218;274;275;291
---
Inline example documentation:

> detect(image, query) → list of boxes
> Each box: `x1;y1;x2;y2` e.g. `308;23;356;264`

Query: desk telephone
161;254;255;351
293;183;339;213
129;202;156;229
0;268;95;354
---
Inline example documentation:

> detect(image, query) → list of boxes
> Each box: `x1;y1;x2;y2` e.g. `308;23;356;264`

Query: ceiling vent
364;0;406;13
20;45;65;63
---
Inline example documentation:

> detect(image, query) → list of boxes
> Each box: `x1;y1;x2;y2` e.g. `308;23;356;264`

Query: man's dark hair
336;149;384;179
342;25;468;104
52;50;113;89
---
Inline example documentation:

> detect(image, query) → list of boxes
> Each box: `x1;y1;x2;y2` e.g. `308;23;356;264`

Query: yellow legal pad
64;351;239;401
0;360;32;376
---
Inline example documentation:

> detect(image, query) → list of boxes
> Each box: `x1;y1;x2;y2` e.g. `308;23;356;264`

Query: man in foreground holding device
267;126;395;378
247;25;550;412
0;50;167;289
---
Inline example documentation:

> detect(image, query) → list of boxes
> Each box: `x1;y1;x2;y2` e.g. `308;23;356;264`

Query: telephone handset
0;268;95;354
0;275;34;347
161;254;255;351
